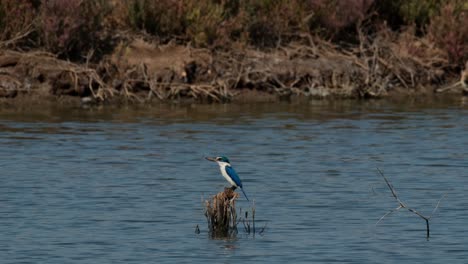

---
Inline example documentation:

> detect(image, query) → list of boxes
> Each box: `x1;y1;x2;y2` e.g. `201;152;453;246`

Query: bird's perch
204;187;240;238
203;187;264;238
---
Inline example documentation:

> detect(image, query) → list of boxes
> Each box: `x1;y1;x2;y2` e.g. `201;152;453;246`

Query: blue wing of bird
225;166;242;187
225;166;249;201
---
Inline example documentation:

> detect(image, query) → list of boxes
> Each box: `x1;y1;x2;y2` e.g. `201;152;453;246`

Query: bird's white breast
218;162;237;187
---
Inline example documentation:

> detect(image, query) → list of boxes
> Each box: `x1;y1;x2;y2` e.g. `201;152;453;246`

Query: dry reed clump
203;187;265;238
204;188;239;238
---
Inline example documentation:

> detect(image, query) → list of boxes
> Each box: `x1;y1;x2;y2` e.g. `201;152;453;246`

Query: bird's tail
240;187;249;201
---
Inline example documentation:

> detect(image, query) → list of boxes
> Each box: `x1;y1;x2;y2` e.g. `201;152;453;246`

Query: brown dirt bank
0;37;466;105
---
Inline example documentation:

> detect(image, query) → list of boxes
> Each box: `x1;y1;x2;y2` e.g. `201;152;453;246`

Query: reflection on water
1;98;467;264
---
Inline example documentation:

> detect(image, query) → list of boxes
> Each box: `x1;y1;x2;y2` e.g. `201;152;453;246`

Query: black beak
205;157;216;162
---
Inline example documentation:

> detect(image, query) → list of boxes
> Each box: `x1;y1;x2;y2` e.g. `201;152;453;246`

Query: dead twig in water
376;168;446;240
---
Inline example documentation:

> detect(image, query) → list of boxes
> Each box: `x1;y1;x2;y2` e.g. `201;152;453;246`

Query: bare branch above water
376;168;446;240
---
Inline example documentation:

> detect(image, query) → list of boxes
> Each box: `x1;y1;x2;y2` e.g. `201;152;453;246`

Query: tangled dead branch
0;50;113;101
0;23;35;50
435;61;468;94
205;29;448;99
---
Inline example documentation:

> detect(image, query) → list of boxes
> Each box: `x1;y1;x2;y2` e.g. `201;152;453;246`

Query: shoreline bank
0;38;466;105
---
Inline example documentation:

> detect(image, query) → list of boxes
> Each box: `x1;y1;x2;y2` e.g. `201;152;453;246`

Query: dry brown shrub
126;0;186;41
102;0;130;30
309;0;374;38
241;0;312;47
38;0;111;60
427;2;468;66
0;0;37;44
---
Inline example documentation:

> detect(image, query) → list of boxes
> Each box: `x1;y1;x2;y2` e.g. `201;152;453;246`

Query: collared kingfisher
205;156;249;201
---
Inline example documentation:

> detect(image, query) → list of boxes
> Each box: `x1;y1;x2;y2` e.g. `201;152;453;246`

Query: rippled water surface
1;99;467;263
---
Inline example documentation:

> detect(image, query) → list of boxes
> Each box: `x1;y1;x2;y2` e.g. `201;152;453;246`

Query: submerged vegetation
0;0;467;102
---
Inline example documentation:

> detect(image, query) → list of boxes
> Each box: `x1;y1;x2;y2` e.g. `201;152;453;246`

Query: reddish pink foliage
310;0;374;30
41;0;84;51
428;3;468;65
0;0;35;40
